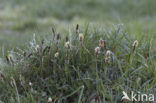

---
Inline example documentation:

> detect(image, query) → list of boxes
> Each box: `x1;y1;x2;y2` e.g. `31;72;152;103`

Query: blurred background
0;0;156;48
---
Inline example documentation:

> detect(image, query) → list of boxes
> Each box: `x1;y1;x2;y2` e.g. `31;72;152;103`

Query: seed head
76;24;79;33
105;50;111;63
132;40;138;47
95;46;101;57
52;27;55;40
99;38;106;49
29;82;32;86
65;41;71;49
41;39;44;45
79;33;84;42
57;33;61;40
106;50;111;57
95;47;100;53
66;36;69;42
54;52;59;58
132;40;139;51
48;97;52;103
8;54;12;60
35;45;40;52
7;54;14;64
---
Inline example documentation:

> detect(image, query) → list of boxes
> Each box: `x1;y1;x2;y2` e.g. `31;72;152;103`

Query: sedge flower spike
95;46;101;57
105;50;111;63
8;54;12;60
48;97;52;103
29;82;32;86
57;33;61;40
65;41;71;49
79;33;84;43
7;54;14;64
35;45;40;52
132;40;138;51
54;52;59;58
106;50;111;57
52;27;55;39
66;36;69;42
132;40;138;47
76;24;79;33
99;38;106;49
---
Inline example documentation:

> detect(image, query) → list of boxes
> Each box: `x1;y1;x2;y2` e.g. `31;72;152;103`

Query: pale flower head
48;97;52;103
79;33;84;42
95;46;101;57
29;82;32;86
99;38;106;48
7;54;14;64
65;41;71;49
105;50;111;63
132;40;139;51
54;52;59;58
132;40;138;47
95;47;100;53
8;54;13;60
35;45;40;51
105;50;111;57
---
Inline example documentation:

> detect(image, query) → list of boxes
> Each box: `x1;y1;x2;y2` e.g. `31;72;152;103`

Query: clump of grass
0;24;155;103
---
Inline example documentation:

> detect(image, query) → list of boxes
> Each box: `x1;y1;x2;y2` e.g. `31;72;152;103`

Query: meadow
0;0;156;103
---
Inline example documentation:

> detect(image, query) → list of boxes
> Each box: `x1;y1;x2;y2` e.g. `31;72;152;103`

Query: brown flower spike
76;24;79;33
99;38;106;49
132;40;138;51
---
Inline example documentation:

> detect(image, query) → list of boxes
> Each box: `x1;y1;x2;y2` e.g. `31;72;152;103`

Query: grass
0;24;155;103
0;0;156;102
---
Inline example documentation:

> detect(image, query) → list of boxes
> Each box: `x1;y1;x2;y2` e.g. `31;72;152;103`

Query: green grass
0;0;156;102
0;24;155;103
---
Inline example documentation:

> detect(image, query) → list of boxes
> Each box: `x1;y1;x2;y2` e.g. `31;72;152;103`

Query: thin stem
14;81;20;103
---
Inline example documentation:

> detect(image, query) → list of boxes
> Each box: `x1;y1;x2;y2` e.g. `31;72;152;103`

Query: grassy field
0;0;156;103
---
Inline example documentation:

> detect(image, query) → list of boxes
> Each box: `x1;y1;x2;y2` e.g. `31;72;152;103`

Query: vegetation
0;0;156;103
0;24;156;103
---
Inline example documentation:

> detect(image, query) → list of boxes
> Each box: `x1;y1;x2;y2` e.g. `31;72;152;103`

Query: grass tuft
0;24;155;103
